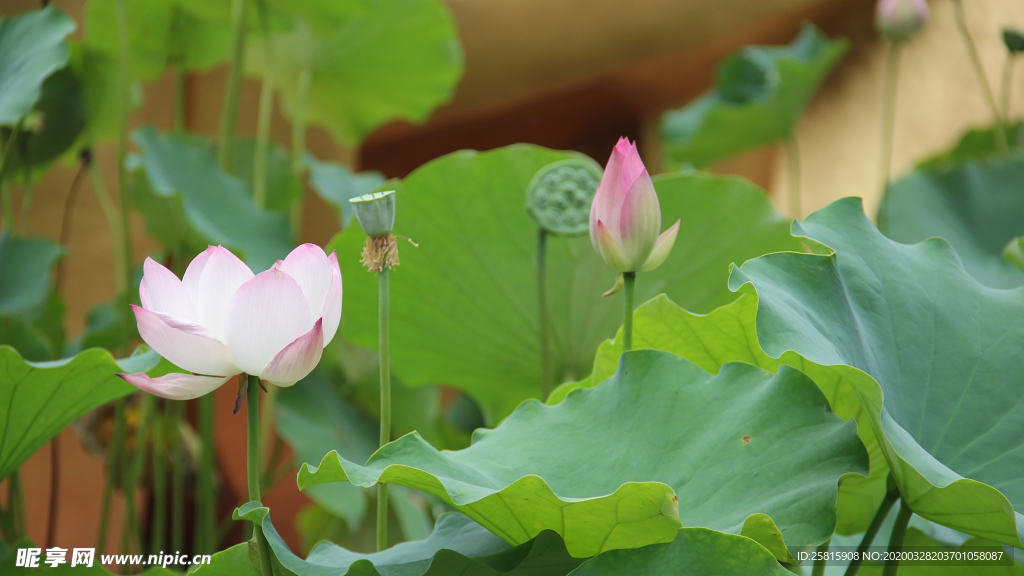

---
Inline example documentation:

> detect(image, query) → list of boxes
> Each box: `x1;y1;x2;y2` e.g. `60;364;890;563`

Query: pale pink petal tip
259;319;324;387
116;372;232;400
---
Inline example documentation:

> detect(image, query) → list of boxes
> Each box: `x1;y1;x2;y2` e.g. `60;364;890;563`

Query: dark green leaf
0;233;63;318
299;350;866;559
661;23;848;169
1;67;86;172
0;7;75;125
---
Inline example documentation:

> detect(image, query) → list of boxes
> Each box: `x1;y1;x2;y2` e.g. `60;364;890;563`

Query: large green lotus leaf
724;197;1024;547
0;7;75;126
232;503;583;576
0;347;162;480
299;350;866;559
131;126;292;270
916;122;1024;170
306;154;385;228
277;368;434;540
660;23;848;169
571;528;792;576
85;0;231;82
877;153;1024;289
246;0;463;146
327;145;802;423
546;293;889;538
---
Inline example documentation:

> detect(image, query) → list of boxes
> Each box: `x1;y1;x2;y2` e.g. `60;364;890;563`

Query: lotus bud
351;190;396;238
589;137;680;274
875;0;928;42
1004;28;1024;54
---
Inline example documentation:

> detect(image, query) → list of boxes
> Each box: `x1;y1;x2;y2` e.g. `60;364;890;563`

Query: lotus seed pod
526;158;603;236
875;0;928;42
351;190;396;238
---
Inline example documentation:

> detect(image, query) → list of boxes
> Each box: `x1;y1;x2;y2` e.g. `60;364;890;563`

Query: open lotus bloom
590;137;680;273
117;244;342;399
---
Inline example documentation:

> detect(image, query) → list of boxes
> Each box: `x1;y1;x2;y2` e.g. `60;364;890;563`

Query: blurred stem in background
843;476;899;576
115;0;134;350
18;150;33;233
247;376;274;576
879;42;902;196
537;230;552;399
123;395;154;565
252;0;275;209
1001;51;1017;121
377;265;392;552
950;0;1007;152
55;151;91;293
812;539;830;576
290;68;312;231
217;0;248;169
785;135;801;219
97;399;127;553
150;402;168;555
171;400;185;553
0;121;23;232
196;394;216;554
174;66;187;133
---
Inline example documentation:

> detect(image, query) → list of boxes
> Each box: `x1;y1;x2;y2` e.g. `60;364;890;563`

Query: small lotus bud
1004;28;1024;54
351;190;396;238
589;137;680;273
876;0;928;42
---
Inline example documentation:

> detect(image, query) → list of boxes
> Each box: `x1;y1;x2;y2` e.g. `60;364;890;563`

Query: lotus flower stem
879;42;902;196
950;0;1007;153
811;538;830;576
537;230;553;399
246;375;275;576
216;0;248;169
55;151;90;293
97;398;127;552
843;476;899;576
126;395;155;554
171;400;185;552
785;136;801;219
18;160;33;233
622;272;636;351
115;0;135;357
377;266;392;551
196;395;216;554
290;67;312;231
881;501;913;576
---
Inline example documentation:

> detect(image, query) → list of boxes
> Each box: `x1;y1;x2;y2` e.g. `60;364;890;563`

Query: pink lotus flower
590;137;680;273
876;0;928;42
117;244;342;399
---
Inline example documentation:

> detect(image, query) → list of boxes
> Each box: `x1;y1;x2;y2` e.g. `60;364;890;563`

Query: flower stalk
217;0;248;169
882;501;913;576
843;475;899;576
537;230;552;398
246;375;274;576
879;42;902;195
376;265;391;552
950;0;1007;152
622;272;636;351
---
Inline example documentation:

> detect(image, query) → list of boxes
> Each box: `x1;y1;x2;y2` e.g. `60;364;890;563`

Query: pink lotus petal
224;269;313;376
117;372;233;400
260;319;324;386
133;305;238;376
195;246;254;340
595;220;635;273
140;258;197;321
182;246;215;305
590;137;631;250
618;167;661;264
640;219;680;272
321;251;343;347
278;244;333;321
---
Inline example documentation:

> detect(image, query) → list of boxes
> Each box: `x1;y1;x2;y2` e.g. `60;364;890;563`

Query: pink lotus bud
589;137;680;273
876;0;928;42
116;244;343;399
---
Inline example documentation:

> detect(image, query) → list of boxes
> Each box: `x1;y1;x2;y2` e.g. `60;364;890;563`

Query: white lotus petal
224;269;312;376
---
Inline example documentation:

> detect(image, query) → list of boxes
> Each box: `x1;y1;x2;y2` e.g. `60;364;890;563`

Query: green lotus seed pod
526;158;603;236
351;190;396;238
